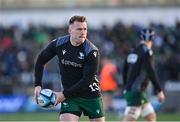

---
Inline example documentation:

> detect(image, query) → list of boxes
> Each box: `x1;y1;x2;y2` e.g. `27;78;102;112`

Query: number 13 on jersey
89;82;100;92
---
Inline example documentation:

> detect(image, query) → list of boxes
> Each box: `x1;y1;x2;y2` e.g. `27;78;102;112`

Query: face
145;40;153;49
69;21;87;45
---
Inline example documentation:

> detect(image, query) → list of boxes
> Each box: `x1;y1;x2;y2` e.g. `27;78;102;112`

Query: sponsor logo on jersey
78;52;84;59
61;59;82;68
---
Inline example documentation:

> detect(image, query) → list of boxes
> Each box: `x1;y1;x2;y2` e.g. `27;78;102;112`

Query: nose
81;29;86;33
81;30;86;35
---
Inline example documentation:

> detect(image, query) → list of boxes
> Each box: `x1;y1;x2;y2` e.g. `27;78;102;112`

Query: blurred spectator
99;57;119;112
0;20;179;96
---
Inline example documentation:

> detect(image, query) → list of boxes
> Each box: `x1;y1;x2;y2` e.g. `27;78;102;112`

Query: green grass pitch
0;112;180;121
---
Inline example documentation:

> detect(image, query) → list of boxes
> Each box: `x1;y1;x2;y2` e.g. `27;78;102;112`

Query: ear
68;26;71;34
68;24;73;34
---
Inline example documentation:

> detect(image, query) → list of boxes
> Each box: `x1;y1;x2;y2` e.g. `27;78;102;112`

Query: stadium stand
0;21;179;94
0;0;180;9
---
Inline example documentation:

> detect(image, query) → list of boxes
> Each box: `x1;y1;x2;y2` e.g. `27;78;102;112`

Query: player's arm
144;52;162;94
63;50;99;98
144;52;165;102
34;40;57;92
122;56;128;86
34;40;57;102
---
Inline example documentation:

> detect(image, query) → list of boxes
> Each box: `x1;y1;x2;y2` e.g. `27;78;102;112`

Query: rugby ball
37;89;56;108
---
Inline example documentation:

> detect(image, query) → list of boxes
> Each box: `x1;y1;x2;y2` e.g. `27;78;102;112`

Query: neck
146;41;152;49
140;40;152;49
70;38;82;46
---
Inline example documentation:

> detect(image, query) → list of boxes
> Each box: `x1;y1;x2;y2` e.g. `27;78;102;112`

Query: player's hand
54;92;66;106
34;86;42;104
157;91;165;103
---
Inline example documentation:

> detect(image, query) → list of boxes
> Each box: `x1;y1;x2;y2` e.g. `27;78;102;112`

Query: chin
79;38;85;42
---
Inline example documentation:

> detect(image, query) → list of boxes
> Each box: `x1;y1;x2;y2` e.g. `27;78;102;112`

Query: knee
144;113;156;122
123;115;136;122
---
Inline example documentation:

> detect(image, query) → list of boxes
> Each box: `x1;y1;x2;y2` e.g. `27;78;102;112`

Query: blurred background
0;0;180;121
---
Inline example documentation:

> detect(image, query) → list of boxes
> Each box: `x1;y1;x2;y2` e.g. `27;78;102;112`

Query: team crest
78;52;84;59
62;50;66;55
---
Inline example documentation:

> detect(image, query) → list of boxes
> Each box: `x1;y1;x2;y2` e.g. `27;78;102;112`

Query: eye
77;28;83;31
77;28;87;31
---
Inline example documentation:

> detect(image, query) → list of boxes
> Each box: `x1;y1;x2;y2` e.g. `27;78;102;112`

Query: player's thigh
78;97;105;119
60;98;82;118
124;106;141;120
124;91;148;106
141;103;156;121
60;113;80;122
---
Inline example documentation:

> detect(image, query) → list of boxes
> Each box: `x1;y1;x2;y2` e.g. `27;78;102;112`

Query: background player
122;28;165;122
